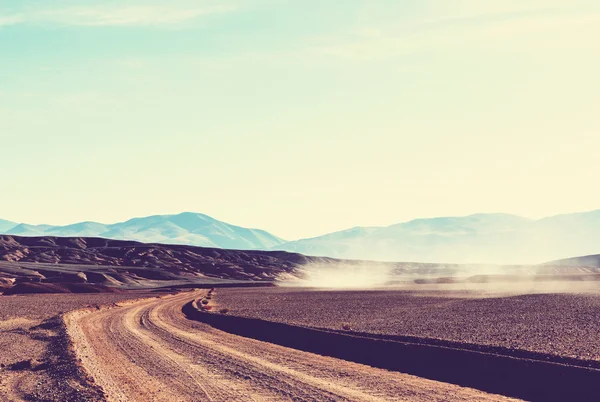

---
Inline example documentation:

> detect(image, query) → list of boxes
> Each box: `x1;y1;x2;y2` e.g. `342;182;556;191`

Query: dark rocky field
215;287;600;361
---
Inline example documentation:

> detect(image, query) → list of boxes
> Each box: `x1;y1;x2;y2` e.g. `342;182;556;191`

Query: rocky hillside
2;235;598;295
0;235;337;294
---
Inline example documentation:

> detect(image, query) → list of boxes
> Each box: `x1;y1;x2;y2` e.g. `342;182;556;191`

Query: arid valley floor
2;289;521;402
2;236;600;401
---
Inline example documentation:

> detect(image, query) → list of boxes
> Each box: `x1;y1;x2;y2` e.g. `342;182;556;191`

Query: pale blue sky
1;0;599;239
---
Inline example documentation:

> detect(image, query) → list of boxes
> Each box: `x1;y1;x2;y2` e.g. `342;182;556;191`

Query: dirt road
65;291;515;402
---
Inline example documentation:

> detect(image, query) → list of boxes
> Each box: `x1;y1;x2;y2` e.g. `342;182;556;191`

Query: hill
273;211;600;264
0;235;342;294
1;212;285;250
4;209;600;264
546;254;600;269
3;235;599;295
0;219;17;233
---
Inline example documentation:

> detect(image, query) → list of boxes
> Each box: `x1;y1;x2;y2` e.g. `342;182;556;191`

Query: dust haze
280;258;600;296
279;262;394;289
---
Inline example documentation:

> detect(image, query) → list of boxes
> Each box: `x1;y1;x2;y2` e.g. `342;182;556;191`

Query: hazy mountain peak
3;210;600;265
7;223;50;235
2;212;285;251
272;209;600;265
0;219;17;233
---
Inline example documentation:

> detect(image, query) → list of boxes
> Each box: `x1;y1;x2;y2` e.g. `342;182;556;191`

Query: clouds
417;0;568;23
0;3;235;28
0;14;22;27
42;5;235;26
310;3;600;62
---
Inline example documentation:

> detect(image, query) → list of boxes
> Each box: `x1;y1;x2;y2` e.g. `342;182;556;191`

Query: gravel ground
65;290;513;402
0;292;154;321
215;287;600;361
0;292;155;401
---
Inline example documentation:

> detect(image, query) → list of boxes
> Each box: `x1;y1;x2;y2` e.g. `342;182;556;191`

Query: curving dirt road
65;290;516;402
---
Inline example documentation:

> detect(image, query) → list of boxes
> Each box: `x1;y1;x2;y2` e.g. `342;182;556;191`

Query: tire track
66;291;517;402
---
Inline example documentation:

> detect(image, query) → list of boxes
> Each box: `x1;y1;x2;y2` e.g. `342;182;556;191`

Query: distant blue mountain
0;219;18;233
3;210;600;264
6;223;54;236
0;213;286;250
271;211;600;265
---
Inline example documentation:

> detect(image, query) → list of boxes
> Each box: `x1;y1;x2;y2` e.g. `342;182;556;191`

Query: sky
1;0;599;240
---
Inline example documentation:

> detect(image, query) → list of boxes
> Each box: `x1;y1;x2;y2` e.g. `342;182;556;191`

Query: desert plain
2;235;600;401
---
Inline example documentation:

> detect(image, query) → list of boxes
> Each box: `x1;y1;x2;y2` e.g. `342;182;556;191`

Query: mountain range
272;211;600;264
2;210;600;264
0;213;285;251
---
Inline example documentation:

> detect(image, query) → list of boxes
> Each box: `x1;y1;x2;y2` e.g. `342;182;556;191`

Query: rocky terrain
215;287;600;362
64;290;512;402
3;234;600;400
0;292;156;401
0;235;337;294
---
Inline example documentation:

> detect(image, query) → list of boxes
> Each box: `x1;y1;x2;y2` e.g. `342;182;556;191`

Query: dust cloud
279;262;393;289
277;259;600;295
